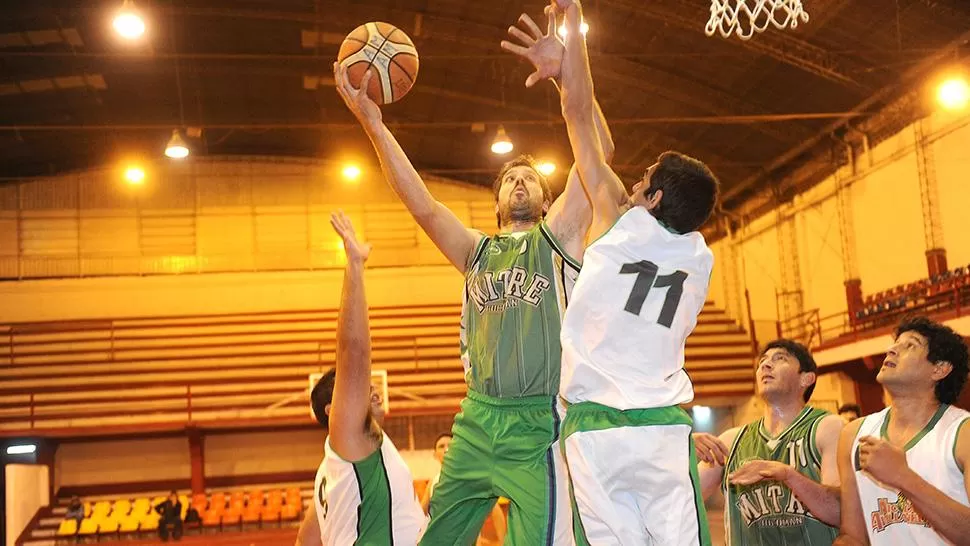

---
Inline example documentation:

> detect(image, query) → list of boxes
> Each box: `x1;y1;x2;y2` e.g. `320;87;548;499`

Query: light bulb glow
164;145;189;159
536;161;556;175
491;141;514;154
113;12;145;39
124;166;145;184
7;444;37;455
558;21;589;37
937;77;970;111
342;164;362;181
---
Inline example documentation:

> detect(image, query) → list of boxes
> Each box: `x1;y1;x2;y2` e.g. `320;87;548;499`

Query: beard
499;196;542;226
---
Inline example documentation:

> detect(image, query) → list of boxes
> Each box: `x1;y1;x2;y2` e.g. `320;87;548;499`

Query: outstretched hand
333;61;382;127
330;210;371;263
500;6;564;88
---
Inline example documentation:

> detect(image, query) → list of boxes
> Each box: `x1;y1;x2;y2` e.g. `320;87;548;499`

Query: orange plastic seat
280;503;301;521
261;504;281;523
266;490;283;508
242;505;262;524
203;510;222;527
248;489;264;507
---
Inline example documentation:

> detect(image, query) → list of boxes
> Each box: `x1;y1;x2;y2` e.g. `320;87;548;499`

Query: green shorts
420;391;571;546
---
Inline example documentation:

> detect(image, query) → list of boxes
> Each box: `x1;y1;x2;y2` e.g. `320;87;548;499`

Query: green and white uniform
421;222;579;546
315;433;426;546
723;406;838;546
560;207;713;545
852;404;970;546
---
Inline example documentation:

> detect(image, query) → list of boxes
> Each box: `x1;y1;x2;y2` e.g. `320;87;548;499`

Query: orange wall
711;112;970;325
0;265;464;323
55;437;190;488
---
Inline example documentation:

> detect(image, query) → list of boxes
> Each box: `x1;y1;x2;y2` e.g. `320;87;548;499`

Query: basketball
337;22;419;105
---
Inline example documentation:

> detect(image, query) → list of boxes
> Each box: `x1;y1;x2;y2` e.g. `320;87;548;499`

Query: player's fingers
500;40;529;57
507;25;535;46
525;71;542;88
519;13;543;40
358;69;373;95
546;4;557;35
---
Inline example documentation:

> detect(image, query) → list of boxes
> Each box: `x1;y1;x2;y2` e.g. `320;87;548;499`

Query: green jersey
460;222;580;398
723;406;838;546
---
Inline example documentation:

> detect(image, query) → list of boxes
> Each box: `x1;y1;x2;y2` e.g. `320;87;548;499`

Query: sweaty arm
363;123;482;272
327;213;379;462
335;62;480;272
890;418;970;543
557;1;627;243
545;101;614;262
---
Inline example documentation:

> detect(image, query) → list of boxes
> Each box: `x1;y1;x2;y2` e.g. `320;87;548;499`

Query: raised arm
334;63;482;273
326;211;379;461
556;0;628;242
857;419;970;543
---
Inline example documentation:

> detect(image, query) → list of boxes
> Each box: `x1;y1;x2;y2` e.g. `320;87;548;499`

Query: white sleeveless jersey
314;433;426;545
560;206;713;410
852;405;970;546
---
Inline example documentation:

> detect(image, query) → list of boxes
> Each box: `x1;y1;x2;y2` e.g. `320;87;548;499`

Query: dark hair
310;369;337;428
434;432;453;447
644;151;719;234
838;403;861;416
895;317;969;405
762;339;817;402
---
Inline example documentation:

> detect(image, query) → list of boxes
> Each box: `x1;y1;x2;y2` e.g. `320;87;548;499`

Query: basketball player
334;10;614;544
548;1;718;543
836;316;970;545
295;212;426;546
696;339;842;545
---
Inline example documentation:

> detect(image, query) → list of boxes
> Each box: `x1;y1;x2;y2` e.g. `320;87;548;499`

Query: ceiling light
6;444;37;455
557;20;589;38
113;0;145;40
342;164;362;182
491;125;513;155
937;76;969;111
536;161;556;175
164;130;190;159
124;166;145;185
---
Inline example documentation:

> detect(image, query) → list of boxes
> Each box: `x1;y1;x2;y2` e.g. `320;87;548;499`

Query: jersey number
317;477;328;518
619;260;687;328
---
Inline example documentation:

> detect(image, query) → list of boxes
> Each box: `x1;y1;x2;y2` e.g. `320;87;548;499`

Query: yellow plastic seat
112;499;131;517
92;501;111;518
78;519;99;536
99;518;120;534
132;497;151;516
151;496;166;508
141;511;160;531
119;515;141;533
56;519;78;536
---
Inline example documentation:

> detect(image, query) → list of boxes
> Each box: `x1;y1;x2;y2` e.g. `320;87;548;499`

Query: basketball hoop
705;0;809;41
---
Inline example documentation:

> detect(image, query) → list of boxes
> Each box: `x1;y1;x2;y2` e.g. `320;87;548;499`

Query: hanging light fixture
491;125;514;155
113;0;146;40
164;130;190;159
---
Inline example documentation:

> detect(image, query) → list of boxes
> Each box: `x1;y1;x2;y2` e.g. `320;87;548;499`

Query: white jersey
852;405;970;546
560;207;713;410
314;433;426;545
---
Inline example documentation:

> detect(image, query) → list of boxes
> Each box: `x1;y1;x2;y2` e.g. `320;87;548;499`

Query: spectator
154;490;183;542
65;496;84;524
838;403;862;423
183;505;201;531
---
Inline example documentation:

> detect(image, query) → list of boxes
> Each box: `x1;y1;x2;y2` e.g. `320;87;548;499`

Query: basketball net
705;0;809;41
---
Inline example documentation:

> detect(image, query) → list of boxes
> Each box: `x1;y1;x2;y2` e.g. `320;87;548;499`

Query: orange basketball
337;22;419;105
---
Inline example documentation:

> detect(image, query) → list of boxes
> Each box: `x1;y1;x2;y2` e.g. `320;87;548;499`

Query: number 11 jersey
560;206;714;410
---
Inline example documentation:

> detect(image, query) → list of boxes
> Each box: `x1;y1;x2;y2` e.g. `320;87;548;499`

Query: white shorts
561;404;709;546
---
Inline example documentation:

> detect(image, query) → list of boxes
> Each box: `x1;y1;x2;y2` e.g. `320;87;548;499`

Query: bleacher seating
854;264;970;329
1;302;756;435
40;486;306;544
